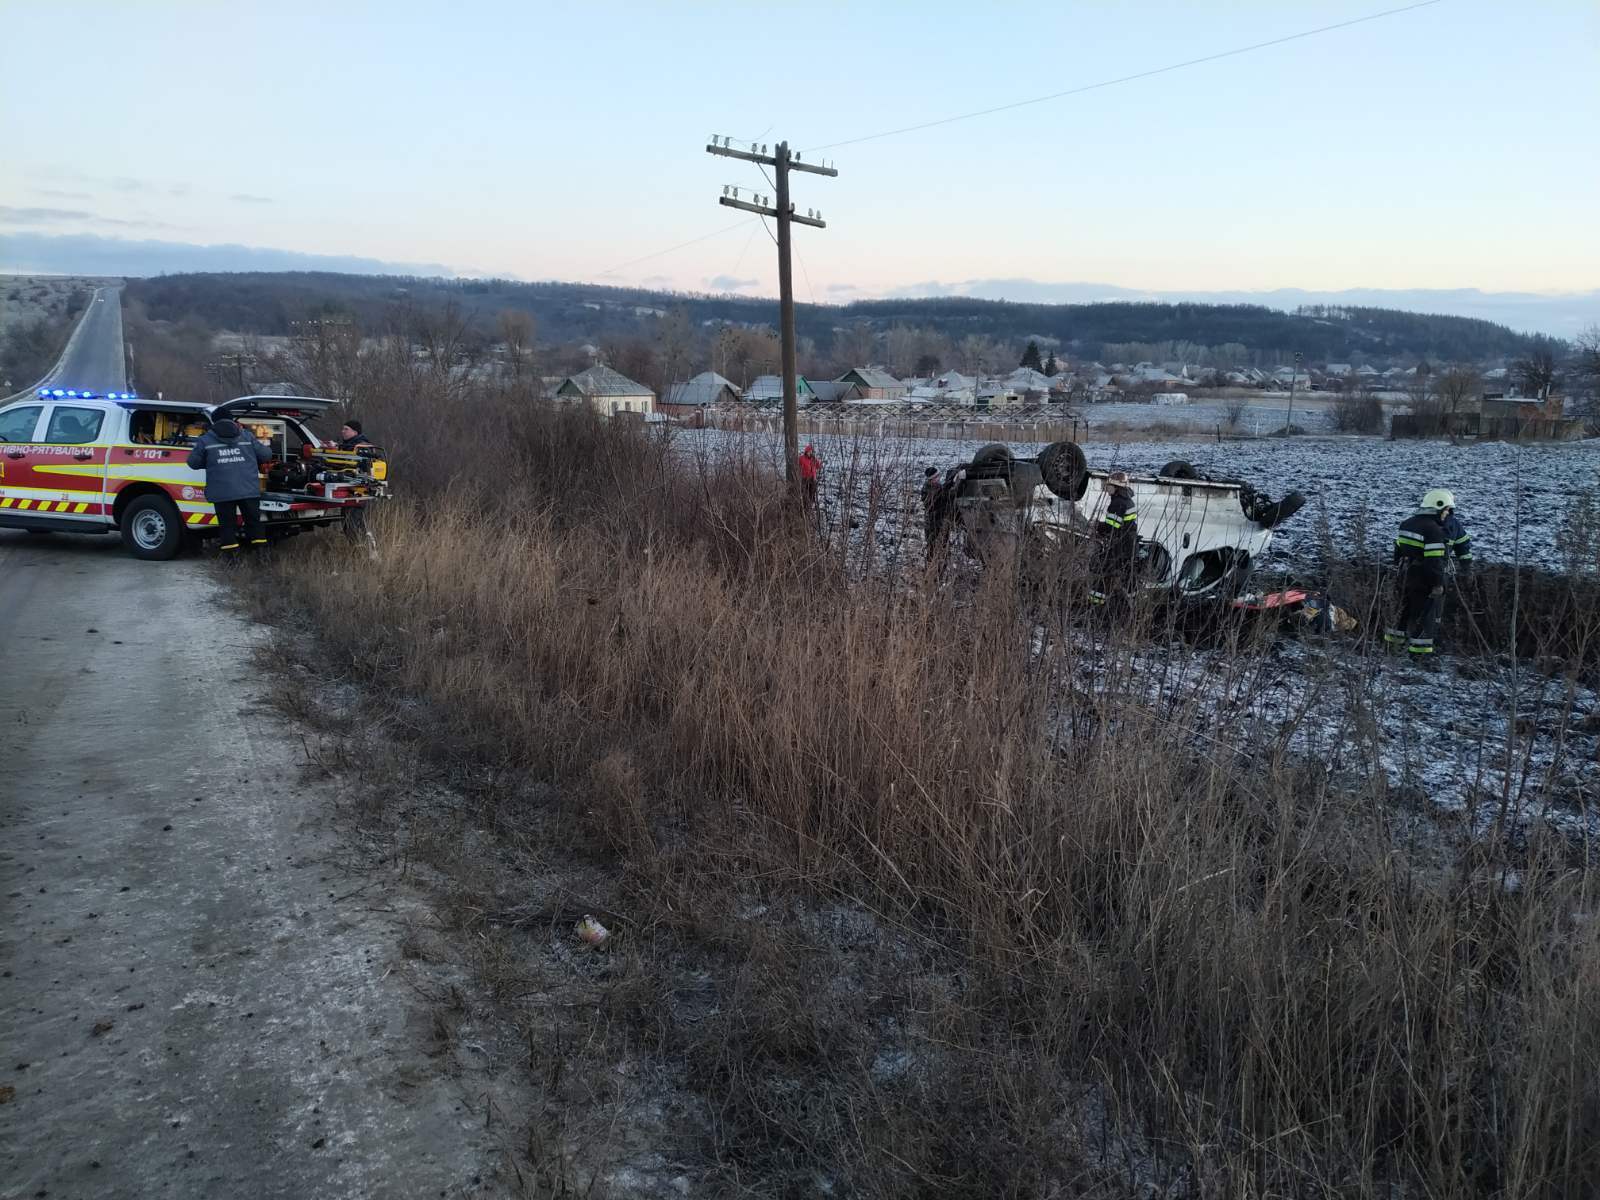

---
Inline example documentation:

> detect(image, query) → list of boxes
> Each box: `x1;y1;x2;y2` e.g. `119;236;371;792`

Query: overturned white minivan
948;442;1304;600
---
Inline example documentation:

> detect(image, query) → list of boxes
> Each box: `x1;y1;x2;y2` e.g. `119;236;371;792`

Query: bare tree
498;309;536;383
654;307;696;389
1332;381;1385;434
606;337;659;393
1406;363;1438;418
1574;325;1600;433
716;326;780;387
1579;325;1600;379
885;325;920;377
833;321;876;371
1513;346;1560;398
275;312;364;402
1436;365;1481;432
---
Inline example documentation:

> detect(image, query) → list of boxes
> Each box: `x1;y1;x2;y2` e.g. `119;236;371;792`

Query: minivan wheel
120;494;184;561
1251;491;1306;529
1038;441;1088;500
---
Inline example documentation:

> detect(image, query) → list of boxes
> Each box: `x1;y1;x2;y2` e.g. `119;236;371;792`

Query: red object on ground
1232;589;1309;611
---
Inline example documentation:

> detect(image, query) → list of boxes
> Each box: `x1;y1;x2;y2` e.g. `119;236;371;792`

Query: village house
556;364;656;418
835;367;907;400
808;380;862;404
662;370;740;419
745;374;817;407
1005;366;1055;398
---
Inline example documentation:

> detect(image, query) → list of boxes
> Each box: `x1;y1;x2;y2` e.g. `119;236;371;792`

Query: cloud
705;274;759;291
33;188;92;200
0;205;183;232
229;193;272;204
825;282;860;295
0;205;94;222
0;231;462;278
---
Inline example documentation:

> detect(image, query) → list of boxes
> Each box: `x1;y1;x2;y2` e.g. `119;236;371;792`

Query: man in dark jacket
1386;488;1455;665
186;417;272;554
1090;471;1138;607
338;419;373;451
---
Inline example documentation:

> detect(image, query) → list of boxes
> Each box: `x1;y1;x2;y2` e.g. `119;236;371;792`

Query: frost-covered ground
675;424;1600;842
1079;398;1340;435
1098;631;1600;845
678;426;1600;578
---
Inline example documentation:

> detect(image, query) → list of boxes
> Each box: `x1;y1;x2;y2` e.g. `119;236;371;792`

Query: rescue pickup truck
0;391;388;560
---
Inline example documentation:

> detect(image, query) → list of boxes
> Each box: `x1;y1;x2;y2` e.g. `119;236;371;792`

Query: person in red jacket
798;444;822;506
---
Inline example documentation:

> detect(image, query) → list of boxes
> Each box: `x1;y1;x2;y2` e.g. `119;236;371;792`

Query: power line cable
801;0;1445;153
596;218;756;278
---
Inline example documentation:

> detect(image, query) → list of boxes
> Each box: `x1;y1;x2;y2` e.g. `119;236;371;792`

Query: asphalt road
1;488;509;1189
29;285;128;397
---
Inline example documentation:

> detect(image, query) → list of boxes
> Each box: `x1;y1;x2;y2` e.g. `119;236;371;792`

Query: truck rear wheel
120;494;184;561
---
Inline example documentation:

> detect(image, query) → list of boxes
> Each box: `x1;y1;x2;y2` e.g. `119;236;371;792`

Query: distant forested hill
123;271;1555;365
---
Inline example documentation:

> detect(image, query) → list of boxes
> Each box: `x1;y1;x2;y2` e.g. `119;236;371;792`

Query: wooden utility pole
1283;349;1303;434
705;136;837;486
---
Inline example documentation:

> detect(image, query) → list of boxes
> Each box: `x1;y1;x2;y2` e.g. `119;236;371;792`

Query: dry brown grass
244;374;1600;1197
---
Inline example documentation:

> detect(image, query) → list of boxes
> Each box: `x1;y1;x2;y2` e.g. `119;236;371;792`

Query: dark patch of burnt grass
232;389;1599;1199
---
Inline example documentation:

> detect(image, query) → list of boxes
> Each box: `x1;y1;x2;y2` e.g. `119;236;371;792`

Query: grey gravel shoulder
0;532;517;1199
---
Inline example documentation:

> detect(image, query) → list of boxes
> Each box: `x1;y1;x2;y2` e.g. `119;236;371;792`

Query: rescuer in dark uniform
1386;487;1460;666
187;417;272;555
1090;470;1138;609
338;419;373;451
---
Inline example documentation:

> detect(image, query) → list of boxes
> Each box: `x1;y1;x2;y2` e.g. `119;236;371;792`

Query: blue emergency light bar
36;388;139;400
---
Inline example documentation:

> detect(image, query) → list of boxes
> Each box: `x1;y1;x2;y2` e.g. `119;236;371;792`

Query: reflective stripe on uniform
1383;629;1407;644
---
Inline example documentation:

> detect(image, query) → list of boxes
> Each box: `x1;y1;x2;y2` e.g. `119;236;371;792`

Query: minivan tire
1038;440;1088;500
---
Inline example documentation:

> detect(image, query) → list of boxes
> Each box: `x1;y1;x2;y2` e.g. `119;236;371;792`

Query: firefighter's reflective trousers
1385;583;1442;657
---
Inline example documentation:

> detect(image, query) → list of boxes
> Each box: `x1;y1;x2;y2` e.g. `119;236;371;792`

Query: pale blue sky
3;0;1596;299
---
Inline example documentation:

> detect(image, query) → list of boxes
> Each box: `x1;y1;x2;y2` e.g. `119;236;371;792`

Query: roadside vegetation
0;279;91;390
232;338;1600;1196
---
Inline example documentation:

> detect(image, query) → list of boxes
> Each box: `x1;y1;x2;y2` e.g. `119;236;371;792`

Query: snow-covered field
676;425;1600;843
680;426;1600;577
1080;398;1340;435
1124;632;1600;846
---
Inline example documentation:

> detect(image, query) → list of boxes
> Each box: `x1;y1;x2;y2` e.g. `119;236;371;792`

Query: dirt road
0;532;509;1198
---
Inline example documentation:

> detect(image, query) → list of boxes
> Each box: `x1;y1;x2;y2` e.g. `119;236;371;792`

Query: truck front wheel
120;494;185;561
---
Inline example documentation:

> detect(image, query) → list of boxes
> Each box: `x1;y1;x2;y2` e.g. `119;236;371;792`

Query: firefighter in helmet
1386;488;1466;665
1090;470;1138;608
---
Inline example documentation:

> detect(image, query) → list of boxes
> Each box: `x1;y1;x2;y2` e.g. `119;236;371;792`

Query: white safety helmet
1420;488;1456;514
